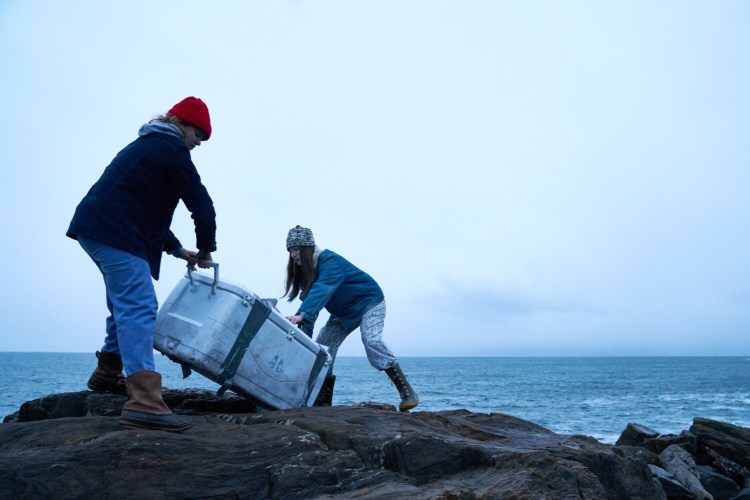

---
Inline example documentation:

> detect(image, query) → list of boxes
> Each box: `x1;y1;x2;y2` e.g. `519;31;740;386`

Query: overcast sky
1;1;748;357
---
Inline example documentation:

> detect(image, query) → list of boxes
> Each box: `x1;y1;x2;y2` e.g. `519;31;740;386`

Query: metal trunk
154;264;330;410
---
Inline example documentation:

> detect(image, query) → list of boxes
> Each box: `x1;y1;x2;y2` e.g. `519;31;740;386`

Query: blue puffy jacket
297;250;384;336
67;128;216;279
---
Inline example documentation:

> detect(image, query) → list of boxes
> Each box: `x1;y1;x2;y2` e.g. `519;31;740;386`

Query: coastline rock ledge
1;390;749;499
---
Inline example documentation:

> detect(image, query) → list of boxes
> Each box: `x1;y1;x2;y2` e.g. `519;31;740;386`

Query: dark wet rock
2;388;256;423
0;390;666;499
614;418;750;500
642;432;696;456
696;465;741;500
616;421;699;456
617;422;660;446
707;447;750;490
691;417;750;472
4;394;750;500
650;465;693;500
658;444;712;500
613;444;660;465
690;418;750;494
731;487;750;500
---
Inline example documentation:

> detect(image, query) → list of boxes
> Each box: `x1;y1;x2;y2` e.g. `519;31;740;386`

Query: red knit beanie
168;96;212;140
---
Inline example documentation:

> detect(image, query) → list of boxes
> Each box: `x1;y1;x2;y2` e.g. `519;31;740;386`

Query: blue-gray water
1;353;748;444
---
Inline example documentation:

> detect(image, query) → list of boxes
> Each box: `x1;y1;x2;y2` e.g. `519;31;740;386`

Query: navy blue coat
67;130;216;280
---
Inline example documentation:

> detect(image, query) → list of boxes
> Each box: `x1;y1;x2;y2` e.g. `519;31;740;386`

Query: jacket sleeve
162;229;182;254
169;151;217;252
297;254;344;324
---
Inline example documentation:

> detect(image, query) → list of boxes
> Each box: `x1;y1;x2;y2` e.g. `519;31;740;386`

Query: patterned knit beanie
286;225;315;250
168;96;212;140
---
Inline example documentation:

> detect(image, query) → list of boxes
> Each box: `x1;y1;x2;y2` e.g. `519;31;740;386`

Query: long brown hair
284;246;317;301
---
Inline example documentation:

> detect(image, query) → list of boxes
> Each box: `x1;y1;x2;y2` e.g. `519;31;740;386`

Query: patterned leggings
316;300;397;374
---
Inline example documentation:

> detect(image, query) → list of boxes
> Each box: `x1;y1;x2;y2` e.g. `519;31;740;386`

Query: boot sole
399;399;419;412
119;420;193;432
120;410;193;432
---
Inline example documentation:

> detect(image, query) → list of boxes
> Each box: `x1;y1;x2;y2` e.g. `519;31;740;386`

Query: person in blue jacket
283;225;419;411
67;96;217;432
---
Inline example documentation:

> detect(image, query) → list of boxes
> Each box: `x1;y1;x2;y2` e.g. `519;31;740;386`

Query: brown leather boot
87;351;127;395
314;375;336;406
120;370;192;432
385;363;419;412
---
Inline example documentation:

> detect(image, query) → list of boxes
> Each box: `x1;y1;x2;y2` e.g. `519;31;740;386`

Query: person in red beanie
67;96;217;432
168;96;212;142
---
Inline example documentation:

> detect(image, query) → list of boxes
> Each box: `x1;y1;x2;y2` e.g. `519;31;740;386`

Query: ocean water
1;353;748;444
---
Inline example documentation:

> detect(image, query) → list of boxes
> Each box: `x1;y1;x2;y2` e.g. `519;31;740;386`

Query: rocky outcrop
659;445;713;500
614;419;750;500
0;390;668;499
616;422;660;446
3;392;749;499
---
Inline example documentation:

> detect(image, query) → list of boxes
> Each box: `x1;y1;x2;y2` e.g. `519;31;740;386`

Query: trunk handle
187;260;219;294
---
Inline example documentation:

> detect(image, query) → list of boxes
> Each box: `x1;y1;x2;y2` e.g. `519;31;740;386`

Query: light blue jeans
78;236;157;375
